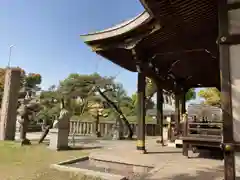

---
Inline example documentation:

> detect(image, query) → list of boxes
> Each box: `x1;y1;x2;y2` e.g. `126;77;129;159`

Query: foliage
0;67;42;108
145;77;196;102
54;72;135;137
146;77;157;98
57;73;104;116
37;90;61;122
38;73;134;122
24;73;42;89
0;68;5;92
102;83;135;116
130;77;156;114
198;88;221;107
186;88;196;101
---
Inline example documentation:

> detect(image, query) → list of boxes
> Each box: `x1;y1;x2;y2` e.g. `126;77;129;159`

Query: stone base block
49;128;69;151
112;130;124;140
91;132;101;138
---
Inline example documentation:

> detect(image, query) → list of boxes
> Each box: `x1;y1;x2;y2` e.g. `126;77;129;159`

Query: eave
80;11;151;43
80;0;220;90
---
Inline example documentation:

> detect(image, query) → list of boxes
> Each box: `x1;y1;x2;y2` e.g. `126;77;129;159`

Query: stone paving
15;133;224;179
89;138;224;180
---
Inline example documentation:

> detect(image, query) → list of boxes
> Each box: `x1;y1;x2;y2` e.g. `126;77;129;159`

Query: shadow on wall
148;166;223;180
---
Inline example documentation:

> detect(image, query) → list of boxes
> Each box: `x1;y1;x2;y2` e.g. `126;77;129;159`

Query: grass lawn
0;141;98;180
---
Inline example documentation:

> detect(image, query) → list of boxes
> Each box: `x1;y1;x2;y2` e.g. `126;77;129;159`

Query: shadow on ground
147;151;182;154
148;166;224;180
188;151;224;160
67;146;102;151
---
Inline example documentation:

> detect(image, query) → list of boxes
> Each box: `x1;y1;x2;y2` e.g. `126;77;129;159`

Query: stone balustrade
13;119;164;137
69;120;162;137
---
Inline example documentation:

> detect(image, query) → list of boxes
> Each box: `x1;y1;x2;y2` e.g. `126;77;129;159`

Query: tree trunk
97;88;133;139
38;124;52;144
20;115;31;145
93;113;101;137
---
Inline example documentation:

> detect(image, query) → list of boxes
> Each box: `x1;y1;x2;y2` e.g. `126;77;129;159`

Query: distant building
146;90;175;123
187;103;222;121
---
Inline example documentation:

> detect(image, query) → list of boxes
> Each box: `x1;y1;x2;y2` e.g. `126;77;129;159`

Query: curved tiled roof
80;0;220;89
80;11;151;42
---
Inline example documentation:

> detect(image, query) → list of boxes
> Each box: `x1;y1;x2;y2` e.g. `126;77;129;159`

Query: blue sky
0;0;143;94
0;0;202;104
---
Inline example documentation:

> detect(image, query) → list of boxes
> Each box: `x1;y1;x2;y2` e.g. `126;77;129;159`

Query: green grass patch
0;141;100;180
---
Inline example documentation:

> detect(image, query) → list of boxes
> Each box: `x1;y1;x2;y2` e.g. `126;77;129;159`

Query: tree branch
95;87;133;138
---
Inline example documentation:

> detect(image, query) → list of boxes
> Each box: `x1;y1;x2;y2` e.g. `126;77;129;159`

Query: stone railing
14;119;164;137
69;120;161;137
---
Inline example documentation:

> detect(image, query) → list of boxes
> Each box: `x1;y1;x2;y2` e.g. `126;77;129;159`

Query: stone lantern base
48;128;69;151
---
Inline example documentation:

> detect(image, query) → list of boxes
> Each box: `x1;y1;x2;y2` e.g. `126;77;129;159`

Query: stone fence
69;120;162;137
14;119;165;137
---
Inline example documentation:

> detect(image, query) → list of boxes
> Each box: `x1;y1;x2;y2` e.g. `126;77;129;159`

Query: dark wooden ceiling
85;0;220;91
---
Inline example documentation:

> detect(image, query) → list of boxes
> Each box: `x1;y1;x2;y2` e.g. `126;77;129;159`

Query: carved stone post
156;87;164;145
0;68;21;140
136;72;146;153
49;110;70;151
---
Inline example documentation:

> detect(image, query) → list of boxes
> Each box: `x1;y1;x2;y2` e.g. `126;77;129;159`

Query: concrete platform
89;139;224;180
14;133;224;179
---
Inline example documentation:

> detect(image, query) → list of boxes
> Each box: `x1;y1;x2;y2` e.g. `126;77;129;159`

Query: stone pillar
0;68;21;140
136;72;146;153
156;87;164;145
90;123;93;134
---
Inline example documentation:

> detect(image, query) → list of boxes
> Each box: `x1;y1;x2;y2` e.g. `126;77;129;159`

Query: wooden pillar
179;90;188;156
182;114;189;157
136;72;146;153
156;87;164;145
174;93;181;136
218;0;239;179
180;92;186;115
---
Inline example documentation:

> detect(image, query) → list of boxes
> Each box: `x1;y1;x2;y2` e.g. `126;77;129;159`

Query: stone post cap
6;67;23;72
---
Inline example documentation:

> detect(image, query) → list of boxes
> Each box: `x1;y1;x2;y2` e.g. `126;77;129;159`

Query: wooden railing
184;119;223;139
69;120;162;137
